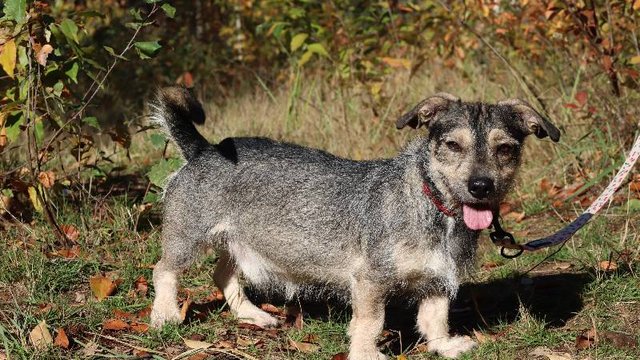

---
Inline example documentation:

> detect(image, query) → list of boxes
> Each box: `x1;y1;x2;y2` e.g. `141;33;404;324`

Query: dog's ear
396;93;460;129
499;98;561;142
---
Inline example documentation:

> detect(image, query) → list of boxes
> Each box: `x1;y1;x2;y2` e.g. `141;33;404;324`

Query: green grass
1;66;639;359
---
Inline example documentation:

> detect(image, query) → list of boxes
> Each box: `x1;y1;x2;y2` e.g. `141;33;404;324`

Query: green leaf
150;133;166;149
5;111;24;142
307;43;329;58
2;0;27;23
65;62;79;83
103;46;128;60
290;33;308;52
134;41;162;59
59;19;79;43
34;117;44;145
82;116;100;130
161;3;176;18
148;157;183;188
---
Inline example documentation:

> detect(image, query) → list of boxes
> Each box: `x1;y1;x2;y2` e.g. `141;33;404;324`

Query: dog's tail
149;86;208;161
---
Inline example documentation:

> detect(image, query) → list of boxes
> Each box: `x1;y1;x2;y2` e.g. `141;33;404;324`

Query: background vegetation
1;0;639;359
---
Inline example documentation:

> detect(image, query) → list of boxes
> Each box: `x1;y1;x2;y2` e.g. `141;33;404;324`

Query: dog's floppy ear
396;93;460;129
499;98;561;142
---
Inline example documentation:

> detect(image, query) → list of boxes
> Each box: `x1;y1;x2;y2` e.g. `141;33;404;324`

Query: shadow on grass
179;271;592;355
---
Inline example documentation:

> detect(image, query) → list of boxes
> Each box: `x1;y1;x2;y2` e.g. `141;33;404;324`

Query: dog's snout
468;177;494;199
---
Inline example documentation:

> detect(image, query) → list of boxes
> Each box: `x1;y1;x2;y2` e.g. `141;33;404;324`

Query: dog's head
397;94;560;231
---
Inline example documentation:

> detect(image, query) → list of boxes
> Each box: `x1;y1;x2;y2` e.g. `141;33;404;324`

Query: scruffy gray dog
149;87;560;359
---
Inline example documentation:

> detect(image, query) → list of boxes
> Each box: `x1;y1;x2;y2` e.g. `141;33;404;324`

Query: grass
1;63;639;359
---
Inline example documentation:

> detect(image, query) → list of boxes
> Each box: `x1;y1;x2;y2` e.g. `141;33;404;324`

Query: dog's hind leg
348;279;387;360
150;258;187;328
213;250;279;328
150;227;201;328
417;295;476;358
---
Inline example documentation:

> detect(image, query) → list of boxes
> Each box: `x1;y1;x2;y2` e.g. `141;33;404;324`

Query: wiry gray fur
149;86;560;360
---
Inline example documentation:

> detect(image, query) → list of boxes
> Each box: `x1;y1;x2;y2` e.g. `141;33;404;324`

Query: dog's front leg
348;280;387;360
416;295;476;358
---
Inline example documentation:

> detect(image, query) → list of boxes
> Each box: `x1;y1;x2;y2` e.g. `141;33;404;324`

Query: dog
148;87;560;359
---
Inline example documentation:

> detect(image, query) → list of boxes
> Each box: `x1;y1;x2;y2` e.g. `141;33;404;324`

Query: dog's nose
468;177;494;199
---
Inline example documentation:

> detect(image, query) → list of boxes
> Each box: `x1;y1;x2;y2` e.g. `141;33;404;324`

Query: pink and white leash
494;135;640;257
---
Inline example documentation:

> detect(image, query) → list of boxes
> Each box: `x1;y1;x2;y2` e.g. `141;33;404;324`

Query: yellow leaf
630;55;640;65
298;50;313;67
0;39;17;78
29;320;53;350
381;57;411;70
634;0;640;11
89;275;117;301
28;186;43;213
290;33;308;52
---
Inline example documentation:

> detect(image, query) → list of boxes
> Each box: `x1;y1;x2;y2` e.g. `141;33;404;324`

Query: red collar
422;182;457;217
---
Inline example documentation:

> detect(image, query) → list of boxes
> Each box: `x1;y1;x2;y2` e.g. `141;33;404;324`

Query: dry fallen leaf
103;318;129;331
288;339;319;353
529;346;572;360
53;246;80;259
180;296;192;321
576;328;597;350
60;224;80;242
481;261;501;270
331;353;348;360
81;341;98;357
472;329;496;344
89;275;118;301
130;322;149;333
261;303;281;314
183;338;213;350
598;260;618;271
396;355;408;360
236;336;257;347
37;171;56;189
29;320;53;350
134;276;149;297
113;309;134;320
36;44;54;66
553;262;572;270
186;353;208;360
504;211;526;222
54;328;70;349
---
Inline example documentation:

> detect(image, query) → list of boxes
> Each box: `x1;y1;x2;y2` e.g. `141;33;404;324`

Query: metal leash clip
490;216;524;259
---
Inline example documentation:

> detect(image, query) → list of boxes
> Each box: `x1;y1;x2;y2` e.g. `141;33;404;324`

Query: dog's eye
445;141;462;152
497;143;514;155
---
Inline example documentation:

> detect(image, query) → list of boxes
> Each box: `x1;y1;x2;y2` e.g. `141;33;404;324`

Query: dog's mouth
461;204;494;230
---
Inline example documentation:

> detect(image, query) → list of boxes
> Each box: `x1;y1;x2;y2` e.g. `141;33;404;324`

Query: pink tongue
462;204;493;230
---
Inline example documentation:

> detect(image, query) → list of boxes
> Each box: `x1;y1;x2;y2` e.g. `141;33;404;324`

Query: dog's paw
236;307;279;328
348;351;388;360
429;335;477;358
150;306;182;328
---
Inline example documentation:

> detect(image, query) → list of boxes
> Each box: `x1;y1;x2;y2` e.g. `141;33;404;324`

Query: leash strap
492;134;640;258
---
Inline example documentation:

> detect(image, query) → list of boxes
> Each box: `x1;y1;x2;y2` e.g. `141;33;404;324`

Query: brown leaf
598;260;618;271
575;91;588;106
186;353;208;360
29;320;53;350
260;303;281;314
576;328;597;349
134;276;149;297
600;331;637;349
137;305;152;319
504;211;526;222
60;224;79;242
36;44;54;66
302;333;320;343
113;309;134;320
381;57;411;70
529;346;572;360
103;318;129;331
130;322;149;333
37;171;56;189
553;262;572;270
133;349;151;358
52;245;80;259
481;262;501;270
331;353;349;360
54;328;70;349
288;339;319;353
89;275;117;301
236;336;257;347
630;180;640;192
180;296;192;321
473;329;497;344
